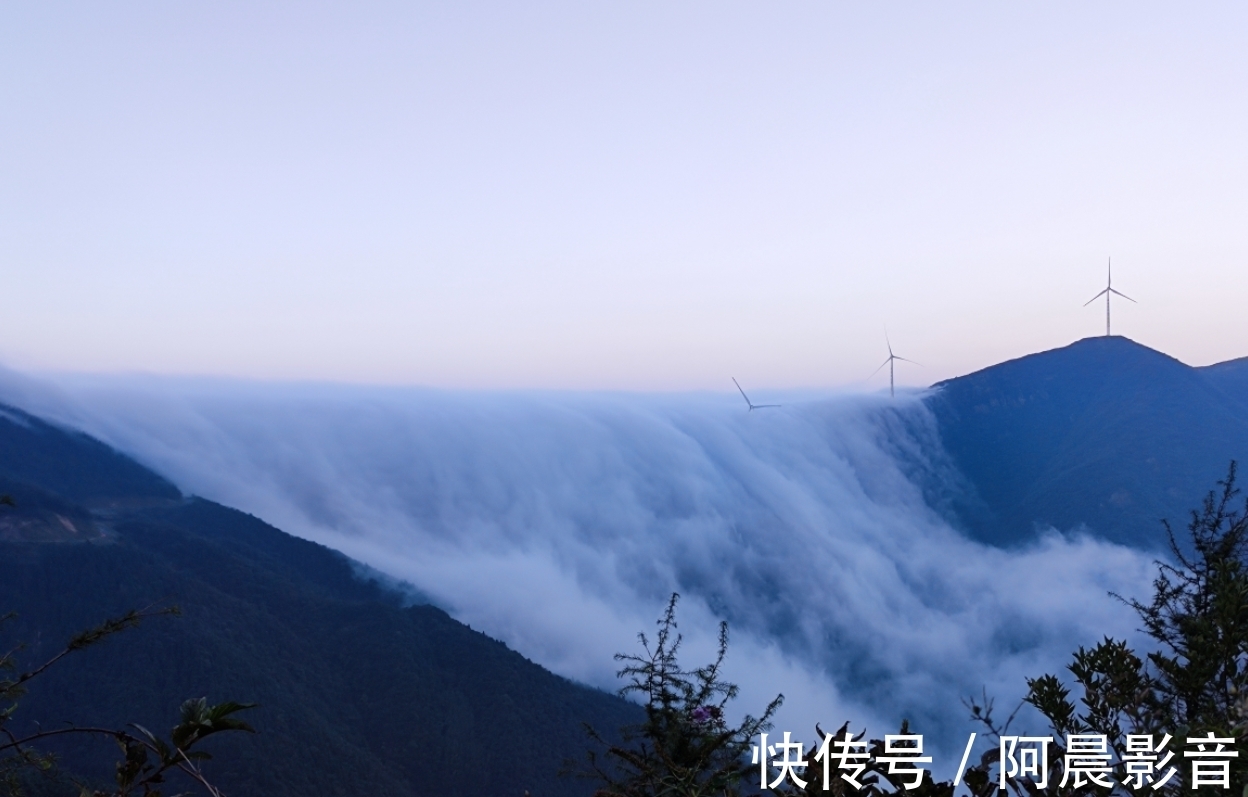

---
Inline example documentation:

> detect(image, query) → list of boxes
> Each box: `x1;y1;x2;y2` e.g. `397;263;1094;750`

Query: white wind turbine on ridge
869;334;919;398
1083;257;1136;336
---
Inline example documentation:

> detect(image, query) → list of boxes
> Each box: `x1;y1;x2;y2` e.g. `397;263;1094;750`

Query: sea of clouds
0;371;1158;770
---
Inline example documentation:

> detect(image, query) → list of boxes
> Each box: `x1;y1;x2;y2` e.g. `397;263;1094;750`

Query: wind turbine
732;378;780;412
1083;257;1136;336
869;335;919;398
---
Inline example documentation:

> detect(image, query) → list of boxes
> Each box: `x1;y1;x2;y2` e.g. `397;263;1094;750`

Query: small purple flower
690;706;722;724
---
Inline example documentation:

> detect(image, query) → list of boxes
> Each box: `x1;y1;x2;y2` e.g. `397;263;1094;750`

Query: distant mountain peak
933;336;1192;394
926;337;1248;548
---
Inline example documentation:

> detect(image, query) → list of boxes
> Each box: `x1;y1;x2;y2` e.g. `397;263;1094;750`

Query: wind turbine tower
870;336;919;398
1084;257;1136;336
731;378;780;411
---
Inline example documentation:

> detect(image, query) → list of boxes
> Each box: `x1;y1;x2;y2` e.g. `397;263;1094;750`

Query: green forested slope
0;405;637;797
927;337;1248;548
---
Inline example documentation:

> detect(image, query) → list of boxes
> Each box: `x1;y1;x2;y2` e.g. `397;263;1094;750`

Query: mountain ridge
926;336;1248;547
0;402;638;797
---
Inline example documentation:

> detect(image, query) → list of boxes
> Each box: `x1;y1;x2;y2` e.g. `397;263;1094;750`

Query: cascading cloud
2;371;1157;765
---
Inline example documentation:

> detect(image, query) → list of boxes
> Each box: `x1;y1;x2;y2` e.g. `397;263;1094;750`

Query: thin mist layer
5;375;1156;757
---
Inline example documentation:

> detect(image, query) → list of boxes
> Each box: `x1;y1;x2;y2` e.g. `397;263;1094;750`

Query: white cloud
5;375;1158;757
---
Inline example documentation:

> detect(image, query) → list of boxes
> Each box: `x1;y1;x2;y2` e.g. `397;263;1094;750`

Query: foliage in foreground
1;600;255;797
1014;461;1248;794
579;594;781;797
586;463;1248;796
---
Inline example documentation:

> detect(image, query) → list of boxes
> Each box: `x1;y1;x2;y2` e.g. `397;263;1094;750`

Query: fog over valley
4;4;1247;793
1;370;1157;761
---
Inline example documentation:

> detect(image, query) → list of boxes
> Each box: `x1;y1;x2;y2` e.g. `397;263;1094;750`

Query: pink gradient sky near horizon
3;2;1246;391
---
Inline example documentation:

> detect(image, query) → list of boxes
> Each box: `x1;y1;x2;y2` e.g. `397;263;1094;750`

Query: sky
3;2;1247;390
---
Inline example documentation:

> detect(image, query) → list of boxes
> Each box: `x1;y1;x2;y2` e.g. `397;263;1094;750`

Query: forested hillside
0;404;638;796
927;336;1248;547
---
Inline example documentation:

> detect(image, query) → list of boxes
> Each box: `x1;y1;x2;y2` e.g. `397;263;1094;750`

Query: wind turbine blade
868;358;891;379
893;356;922;366
753;404;781;409
1109;288;1137;303
731;377;753;407
1083;289;1109;306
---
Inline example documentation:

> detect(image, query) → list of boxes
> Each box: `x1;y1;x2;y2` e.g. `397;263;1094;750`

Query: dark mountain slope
1201;356;1248;405
926;336;1248;548
0;404;179;507
0;405;638;797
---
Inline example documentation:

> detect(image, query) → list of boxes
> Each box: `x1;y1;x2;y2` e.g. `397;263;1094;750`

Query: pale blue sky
3;2;1246;390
